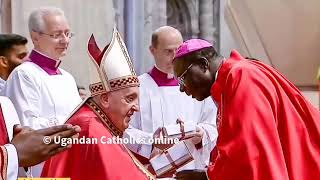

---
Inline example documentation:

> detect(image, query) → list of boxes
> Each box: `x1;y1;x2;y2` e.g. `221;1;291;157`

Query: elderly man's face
33;14;71;60
102;86;140;132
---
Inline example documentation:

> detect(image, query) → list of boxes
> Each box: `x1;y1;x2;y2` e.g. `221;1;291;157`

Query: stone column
139;0;167;74
124;0;145;75
199;0;215;43
152;0;166;29
1;0;12;33
141;0;155;75
113;0;125;35
219;0;239;56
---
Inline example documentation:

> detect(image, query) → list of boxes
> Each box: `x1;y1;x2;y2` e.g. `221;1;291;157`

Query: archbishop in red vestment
173;39;320;180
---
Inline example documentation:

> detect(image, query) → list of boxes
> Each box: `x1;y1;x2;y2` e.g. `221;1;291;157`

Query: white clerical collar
215;59;225;81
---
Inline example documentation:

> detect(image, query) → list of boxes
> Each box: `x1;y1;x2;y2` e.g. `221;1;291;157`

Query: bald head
151;26;183;48
149;26;184;74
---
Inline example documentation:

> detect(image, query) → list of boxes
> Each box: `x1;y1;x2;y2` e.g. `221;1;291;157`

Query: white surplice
3;61;81;129
3;61;82;177
0;77;6;95
125;73;218;171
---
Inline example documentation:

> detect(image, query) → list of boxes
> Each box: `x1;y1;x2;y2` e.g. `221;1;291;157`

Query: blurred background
1;0;319;108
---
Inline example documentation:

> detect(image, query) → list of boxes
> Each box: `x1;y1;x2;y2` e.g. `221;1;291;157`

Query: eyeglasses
36;31;75;40
176;63;194;87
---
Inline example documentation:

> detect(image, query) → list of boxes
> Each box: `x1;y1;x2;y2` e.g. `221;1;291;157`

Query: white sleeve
124;112;153;159
0;96;20;141
189;97;218;167
3;69;51;130
197;97;218;149
4;144;18;180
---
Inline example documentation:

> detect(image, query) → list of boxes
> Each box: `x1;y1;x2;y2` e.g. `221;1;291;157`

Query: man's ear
100;93;110;108
30;31;40;44
149;45;156;55
198;57;209;72
0;56;9;68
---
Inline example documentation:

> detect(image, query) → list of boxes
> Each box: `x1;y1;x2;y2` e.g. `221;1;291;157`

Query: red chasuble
0;105;9;146
208;50;320;180
41;99;154;180
0;146;8;180
0;105;9;180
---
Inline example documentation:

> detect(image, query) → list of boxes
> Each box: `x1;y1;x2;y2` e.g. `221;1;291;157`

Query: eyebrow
125;93;138;98
17;52;28;56
51;29;70;33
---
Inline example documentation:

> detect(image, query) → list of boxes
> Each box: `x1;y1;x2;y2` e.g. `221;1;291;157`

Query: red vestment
41;99;154;180
208;50;320;180
0;105;9;180
0;105;9;145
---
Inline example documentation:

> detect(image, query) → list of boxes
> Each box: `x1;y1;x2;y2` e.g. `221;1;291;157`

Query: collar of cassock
86;98;123;137
148;66;179;86
29;49;62;75
210;50;244;104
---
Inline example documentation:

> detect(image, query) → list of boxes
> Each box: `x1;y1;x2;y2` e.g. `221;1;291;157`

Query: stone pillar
139;0;168;75
212;0;220;49
199;0;215;43
0;0;2;31
113;0;125;35
1;0;12;33
124;0;145;75
142;0;155;75
219;0;239;56
152;0;166;29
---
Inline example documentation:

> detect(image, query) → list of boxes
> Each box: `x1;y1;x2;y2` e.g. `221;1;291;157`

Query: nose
59;33;70;43
179;85;185;92
132;101;140;112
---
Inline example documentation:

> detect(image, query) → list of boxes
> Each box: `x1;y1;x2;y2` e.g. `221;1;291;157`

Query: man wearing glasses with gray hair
3;6;81;177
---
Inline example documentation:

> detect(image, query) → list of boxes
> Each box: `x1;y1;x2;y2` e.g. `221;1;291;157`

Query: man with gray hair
3;6;81;177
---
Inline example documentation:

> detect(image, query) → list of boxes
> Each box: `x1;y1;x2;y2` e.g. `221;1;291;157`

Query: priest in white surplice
3;7;81;177
125;26;218;172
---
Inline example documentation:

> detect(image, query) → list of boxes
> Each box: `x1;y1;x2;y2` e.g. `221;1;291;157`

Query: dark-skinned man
173;39;320;180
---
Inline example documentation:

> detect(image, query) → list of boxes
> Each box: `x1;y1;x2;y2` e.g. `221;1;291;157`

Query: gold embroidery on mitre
89;82;106;96
109;76;139;91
